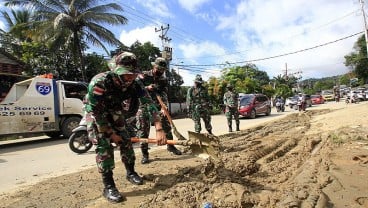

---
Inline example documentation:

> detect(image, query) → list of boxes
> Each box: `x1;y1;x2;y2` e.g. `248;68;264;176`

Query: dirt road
1;101;367;208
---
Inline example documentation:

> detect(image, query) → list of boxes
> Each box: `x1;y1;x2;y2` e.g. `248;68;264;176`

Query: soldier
223;83;240;132
136;57;182;164
85;52;167;203
186;74;213;134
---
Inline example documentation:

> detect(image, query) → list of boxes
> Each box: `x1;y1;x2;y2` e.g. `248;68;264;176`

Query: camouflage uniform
136;58;181;164
186;75;212;134
84;52;163;203
223;84;240;132
85;72;160;173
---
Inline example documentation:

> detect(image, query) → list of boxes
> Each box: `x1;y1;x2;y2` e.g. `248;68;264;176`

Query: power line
172;32;364;67
121;3;361;63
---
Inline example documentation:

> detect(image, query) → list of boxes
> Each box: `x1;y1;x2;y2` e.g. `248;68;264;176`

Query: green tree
1;9;34;42
129;41;161;71
344;35;368;84
5;0;128;81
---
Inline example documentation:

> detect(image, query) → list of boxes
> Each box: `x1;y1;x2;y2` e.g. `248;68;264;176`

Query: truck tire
61;117;81;138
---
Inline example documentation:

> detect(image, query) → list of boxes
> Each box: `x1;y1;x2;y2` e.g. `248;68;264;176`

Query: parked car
288;94;312;109
304;94;312;107
311;94;325;105
238;94;271;119
287;96;298;109
322;92;334;101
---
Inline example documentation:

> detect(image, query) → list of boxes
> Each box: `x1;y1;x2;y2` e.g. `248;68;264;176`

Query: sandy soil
1;102;368;208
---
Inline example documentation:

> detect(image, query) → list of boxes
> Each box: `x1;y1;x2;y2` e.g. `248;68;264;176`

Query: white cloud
216;0;363;79
136;0;172;18
177;41;228;85
178;0;212;13
119;25;161;48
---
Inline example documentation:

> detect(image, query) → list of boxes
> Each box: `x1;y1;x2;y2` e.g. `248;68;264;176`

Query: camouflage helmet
227;83;234;89
152;57;167;70
109;52;140;75
194;74;203;83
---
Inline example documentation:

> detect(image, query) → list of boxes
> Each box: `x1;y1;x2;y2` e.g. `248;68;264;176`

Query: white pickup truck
0;76;87;138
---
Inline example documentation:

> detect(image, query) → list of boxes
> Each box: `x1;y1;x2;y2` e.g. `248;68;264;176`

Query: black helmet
227;84;234;89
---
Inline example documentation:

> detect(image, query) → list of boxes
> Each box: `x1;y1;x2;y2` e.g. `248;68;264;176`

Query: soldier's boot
102;171;124;203
140;143;149;164
236;123;240;131
167;144;182;155
124;162;143;185
228;125;232;132
207;129;213;135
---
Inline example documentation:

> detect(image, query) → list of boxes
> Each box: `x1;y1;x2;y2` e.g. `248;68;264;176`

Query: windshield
311;95;320;98
240;95;254;106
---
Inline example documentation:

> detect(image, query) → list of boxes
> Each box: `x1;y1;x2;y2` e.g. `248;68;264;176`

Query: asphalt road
0;102;345;194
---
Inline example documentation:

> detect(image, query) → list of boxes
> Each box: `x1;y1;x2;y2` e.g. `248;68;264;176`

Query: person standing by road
136;57;182;164
223;83;240;132
85;52;167;203
186;74;213;134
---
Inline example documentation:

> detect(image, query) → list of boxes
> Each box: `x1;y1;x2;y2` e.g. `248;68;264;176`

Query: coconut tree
1;9;34;42
4;0;128;81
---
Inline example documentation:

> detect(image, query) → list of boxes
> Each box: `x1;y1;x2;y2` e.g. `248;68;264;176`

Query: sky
0;0;367;86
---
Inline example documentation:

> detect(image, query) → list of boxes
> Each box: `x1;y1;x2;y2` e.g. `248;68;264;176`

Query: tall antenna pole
360;0;368;58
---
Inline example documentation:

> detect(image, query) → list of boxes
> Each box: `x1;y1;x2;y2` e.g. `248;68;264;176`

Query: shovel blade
187;131;220;159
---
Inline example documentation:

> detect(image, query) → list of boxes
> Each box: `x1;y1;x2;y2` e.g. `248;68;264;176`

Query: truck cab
0;77;87;138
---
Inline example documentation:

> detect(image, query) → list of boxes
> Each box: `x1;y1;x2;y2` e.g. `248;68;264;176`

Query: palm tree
4;0;128;81
1;9;34;42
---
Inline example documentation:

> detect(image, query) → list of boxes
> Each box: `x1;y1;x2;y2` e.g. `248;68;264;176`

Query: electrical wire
171;31;364;67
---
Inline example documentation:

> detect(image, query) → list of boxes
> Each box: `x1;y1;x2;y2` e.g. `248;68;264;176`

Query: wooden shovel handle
156;95;174;126
130;137;189;146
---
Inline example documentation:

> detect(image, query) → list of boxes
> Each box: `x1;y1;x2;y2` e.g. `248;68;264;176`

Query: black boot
208;130;213;135
102;171;123;203
228;125;232;132
167;144;182;155
236;124;240;131
124;162;143;185
140;143;149;164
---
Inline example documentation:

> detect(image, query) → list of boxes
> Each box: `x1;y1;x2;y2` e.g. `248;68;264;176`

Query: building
0;49;29;101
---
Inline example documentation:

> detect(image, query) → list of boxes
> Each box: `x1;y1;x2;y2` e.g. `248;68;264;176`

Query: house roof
0;49;25;75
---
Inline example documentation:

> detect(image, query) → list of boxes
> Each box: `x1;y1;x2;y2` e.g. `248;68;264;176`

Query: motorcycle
345;94;359;104
275;100;285;112
68;115;138;154
68;115;92;154
296;100;306;111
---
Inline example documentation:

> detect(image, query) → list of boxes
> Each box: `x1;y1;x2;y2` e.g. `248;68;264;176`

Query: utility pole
155;24;173;112
360;0;368;58
283;63;288;80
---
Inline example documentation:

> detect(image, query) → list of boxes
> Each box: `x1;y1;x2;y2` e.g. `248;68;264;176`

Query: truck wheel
45;131;61;138
61;117;81;138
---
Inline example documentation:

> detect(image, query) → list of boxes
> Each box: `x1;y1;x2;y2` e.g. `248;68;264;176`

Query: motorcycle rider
275;96;285;112
136;57;182;164
85;52;167;203
297;93;306;111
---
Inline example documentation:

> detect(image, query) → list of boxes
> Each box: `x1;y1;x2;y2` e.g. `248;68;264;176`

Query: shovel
130;131;220;159
156;95;186;140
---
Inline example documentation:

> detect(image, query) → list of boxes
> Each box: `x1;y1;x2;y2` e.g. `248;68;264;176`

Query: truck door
58;82;86;116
